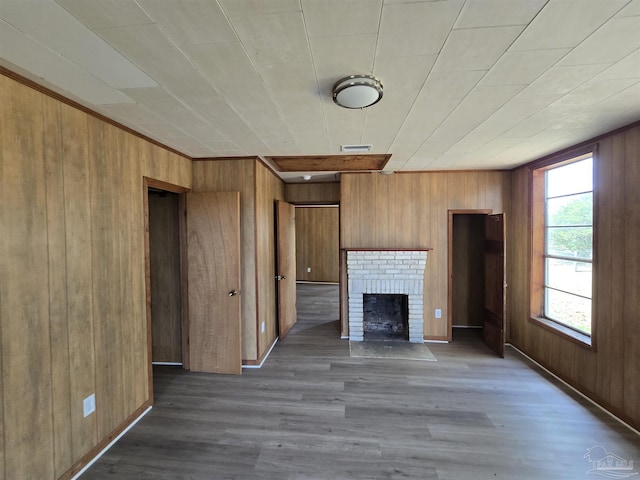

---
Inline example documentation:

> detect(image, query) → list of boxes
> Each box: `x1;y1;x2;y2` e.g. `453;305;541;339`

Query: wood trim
192;156;259;162
400;169;511;174
342;247;433;252
424;335;449;342
0;66;190;160
143;177;191;386
145;177;190;194
268;154;390;172
529;316;593;349
447;209;492;342
143;179;154;404
178;194;190;371
253;160;261;362
243;337;278;366
58;400;152;480
517;130;628;170
511;342;639;432
527;149;597;348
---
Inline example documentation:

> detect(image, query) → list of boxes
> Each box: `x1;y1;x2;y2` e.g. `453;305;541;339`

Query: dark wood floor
83;283;639;479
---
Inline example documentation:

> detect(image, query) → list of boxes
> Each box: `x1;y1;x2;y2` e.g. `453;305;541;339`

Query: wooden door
186;192;242;374
276;200;297;339
483;213;506;357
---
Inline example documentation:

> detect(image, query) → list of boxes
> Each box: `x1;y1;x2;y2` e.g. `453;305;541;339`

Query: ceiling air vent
341;144;372;153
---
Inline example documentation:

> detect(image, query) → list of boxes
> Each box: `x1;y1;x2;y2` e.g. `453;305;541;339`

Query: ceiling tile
0;19;133;105
454;0;546;28
55;0;153;29
95;23;222;101
553;77;640;106
219;0;301;17
524;64;611;95
414;84;526;158
433;26;525;72
480;49;570;86
302;0;382;37
182;41;262;91
376;0;464;57
616;0;640;16
510;0;630;50
390;70;486;152
230;11;311;66
559;16;640;66
311;34;377;85
137;0;237;45
595;49;640;80
374;54;436;91
1;0;157;89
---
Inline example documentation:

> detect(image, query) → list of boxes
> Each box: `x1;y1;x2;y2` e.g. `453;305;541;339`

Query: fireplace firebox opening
363;293;409;341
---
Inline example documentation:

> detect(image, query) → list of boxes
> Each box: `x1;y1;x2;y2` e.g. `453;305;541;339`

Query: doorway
448;210;506;357
451;213;485;337
143;177;189;401
148;189;183;366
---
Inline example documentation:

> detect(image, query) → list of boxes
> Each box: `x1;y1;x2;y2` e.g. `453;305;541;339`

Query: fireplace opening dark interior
363;294;409;341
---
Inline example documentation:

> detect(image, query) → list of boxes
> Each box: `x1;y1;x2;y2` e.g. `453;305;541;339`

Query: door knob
275;275;287;280
228;290;239;296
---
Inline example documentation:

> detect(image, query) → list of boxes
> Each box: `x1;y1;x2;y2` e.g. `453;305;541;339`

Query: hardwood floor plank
83;284;640;480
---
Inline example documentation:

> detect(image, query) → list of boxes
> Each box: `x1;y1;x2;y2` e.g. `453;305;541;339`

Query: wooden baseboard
60;400;152;480
510;342;640;433
243;337;278;368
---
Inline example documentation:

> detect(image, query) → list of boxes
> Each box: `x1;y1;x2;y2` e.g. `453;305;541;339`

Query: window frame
529;145;597;349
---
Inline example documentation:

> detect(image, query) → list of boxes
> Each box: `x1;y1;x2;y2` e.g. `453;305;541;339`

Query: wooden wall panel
0;72;192;480
0;75;55;480
285;182;340;204
60;103;98;461
43;97;73;478
508;123;640;429
623;128;640;424
340;171;509;339
255;164;286;359
149;193;182;363
295;207;339;282
192;159;258;361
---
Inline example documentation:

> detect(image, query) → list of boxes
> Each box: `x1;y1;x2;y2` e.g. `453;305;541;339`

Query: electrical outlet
261;321;265;334
83;394;96;417
435;309;442;319
307;267;312;273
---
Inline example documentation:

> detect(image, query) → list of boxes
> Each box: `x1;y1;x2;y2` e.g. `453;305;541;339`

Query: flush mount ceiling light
333;75;383;109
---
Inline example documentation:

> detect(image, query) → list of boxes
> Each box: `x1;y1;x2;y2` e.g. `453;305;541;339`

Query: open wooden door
186;192;242;374
483;213;506;357
276;200;297;339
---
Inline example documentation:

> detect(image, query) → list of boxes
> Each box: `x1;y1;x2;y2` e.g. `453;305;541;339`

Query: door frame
447;209;492;342
143;177;190;402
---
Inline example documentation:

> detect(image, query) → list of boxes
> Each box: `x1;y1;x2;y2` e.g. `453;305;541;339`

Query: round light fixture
332;75;383;109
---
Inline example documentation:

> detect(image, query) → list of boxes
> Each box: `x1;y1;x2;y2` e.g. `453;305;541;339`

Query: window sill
529;316;594;350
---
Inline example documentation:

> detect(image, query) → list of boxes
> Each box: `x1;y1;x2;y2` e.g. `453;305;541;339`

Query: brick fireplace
346;250;428;343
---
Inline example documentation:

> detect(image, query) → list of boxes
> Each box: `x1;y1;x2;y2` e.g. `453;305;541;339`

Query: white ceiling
1;0;639;182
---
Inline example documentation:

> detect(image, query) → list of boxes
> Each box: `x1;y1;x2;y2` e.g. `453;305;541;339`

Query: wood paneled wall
191;159;284;363
509;124;640;430
0;73;191;479
296;207;340;283
285;182;340;204
255;163;286;359
340;171;510;339
149;192;182;363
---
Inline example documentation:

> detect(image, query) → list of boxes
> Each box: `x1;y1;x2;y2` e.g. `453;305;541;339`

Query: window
530;150;595;346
